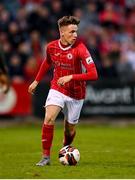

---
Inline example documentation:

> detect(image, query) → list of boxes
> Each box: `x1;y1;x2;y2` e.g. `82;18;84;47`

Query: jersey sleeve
35;45;52;82
72;43;98;81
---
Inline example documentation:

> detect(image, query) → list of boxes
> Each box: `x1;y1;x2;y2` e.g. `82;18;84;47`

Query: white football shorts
45;89;84;124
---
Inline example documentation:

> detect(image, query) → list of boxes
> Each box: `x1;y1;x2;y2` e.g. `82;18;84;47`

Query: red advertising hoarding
0;82;32;116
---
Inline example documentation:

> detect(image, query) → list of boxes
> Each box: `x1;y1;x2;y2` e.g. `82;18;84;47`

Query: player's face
60;24;78;45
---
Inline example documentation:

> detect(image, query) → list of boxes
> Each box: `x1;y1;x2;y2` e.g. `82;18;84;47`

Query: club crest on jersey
67;53;73;60
86;56;93;64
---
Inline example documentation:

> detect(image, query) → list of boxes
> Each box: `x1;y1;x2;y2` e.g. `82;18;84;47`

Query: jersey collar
58;40;73;51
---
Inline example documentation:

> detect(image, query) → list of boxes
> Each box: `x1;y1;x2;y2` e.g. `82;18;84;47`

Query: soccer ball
58;145;80;165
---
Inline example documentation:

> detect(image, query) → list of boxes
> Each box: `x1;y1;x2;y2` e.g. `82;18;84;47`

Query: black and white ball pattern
59;145;80;165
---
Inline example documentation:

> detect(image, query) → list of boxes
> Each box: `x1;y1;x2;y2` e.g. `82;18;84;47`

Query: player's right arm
28;46;52;94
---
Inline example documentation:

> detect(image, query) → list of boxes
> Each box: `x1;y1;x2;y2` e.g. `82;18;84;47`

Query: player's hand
0;73;10;93
28;80;39;95
57;75;72;86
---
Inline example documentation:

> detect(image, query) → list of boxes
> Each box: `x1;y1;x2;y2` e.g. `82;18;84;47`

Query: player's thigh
44;105;61;124
64;99;84;124
45;89;65;109
44;89;65;124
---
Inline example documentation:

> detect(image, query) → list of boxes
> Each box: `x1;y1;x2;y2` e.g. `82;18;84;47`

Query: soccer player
28;16;98;166
0;45;10;93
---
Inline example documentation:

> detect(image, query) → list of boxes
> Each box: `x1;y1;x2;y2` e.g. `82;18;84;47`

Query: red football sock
63;131;76;146
42;124;54;157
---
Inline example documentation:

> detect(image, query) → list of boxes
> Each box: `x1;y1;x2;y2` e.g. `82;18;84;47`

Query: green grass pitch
0;121;135;178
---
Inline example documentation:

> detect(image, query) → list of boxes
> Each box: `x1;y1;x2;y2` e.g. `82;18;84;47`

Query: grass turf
0;122;135;178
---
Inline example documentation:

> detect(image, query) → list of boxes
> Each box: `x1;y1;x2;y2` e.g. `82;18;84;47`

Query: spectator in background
30;31;42;58
124;40;135;76
24;55;39;81
0;5;12;32
18;42;31;66
8;21;26;50
125;0;135;9
78;1;100;34
99;2;121;28
8;54;24;82
16;7;28;36
116;38;135;83
108;41;121;64
36;6;51;39
116;53;133;83
19;0;44;6
100;55;118;79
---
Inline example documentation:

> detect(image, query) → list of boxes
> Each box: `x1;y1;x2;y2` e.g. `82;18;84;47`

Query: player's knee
44;114;55;125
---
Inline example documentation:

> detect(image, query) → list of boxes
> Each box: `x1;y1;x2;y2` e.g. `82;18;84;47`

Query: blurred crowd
0;0;135;83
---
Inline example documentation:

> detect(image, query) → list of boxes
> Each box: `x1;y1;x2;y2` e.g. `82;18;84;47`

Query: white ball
59;145;80;166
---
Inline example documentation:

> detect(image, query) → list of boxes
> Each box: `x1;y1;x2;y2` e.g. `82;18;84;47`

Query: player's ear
59;27;64;36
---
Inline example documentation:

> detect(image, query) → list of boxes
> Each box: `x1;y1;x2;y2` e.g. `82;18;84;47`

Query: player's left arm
57;43;98;86
72;43;98;81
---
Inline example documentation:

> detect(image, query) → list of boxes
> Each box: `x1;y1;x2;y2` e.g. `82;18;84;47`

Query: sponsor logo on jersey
67;53;73;60
86;56;93;64
55;53;60;56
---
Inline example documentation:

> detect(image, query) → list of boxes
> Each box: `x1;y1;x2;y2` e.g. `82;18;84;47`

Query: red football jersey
36;39;98;99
